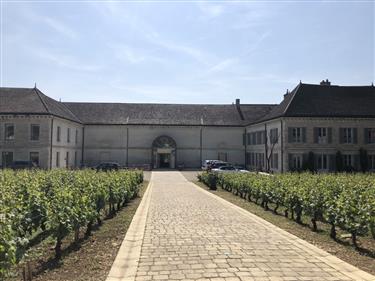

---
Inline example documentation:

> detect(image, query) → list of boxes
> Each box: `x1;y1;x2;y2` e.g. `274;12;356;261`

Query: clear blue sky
1;1;374;104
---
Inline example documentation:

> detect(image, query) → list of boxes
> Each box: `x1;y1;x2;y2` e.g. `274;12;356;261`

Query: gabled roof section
64;102;274;126
253;82;375;124
0;87;81;123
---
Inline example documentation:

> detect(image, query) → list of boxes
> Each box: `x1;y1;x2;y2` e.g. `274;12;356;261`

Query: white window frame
292;154;303;169
30;124;40;141
5;123;14;140
343;128;353;144
316;154;328;171
318;127;327;144
343;154;353;167
292;128;302;143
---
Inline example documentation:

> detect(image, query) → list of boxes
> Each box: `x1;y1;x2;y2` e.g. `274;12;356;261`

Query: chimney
283;89;289;98
320;79;331;86
235;98;244;120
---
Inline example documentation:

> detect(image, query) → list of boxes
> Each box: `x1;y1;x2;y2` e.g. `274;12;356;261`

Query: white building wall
245;119;282;172
82;125;245;168
50;117;83;169
0;115;51;169
282;117;375;171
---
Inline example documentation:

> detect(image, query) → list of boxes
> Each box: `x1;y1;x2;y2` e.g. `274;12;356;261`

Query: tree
265;128;281;173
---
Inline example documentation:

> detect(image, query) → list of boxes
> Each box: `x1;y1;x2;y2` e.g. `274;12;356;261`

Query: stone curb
106;177;154;281
188;177;375;281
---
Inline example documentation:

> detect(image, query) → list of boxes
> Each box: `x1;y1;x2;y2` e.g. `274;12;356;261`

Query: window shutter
247;133;250;145
243;133;246;146
313;127;318;143
339;128;344;144
353;128;358;144
302;127;307;143
328;128;332;144
288;128;293;143
364;128;369;144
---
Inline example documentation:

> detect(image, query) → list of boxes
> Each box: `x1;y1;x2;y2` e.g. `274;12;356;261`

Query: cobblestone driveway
107;171;374;281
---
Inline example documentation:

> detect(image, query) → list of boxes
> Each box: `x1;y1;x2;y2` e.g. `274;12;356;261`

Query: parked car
211;165;237;173
95;162;120;171
233;165;250;173
10;161;38;170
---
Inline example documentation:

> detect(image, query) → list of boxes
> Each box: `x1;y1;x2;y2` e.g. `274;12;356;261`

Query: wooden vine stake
22;261;32;281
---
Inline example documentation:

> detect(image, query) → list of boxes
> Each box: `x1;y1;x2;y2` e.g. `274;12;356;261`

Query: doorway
152;135;177;169
159;153;171;168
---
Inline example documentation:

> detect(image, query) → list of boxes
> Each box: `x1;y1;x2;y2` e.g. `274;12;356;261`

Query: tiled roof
64;102;275;126
253;83;375;124
0;87;81;123
2;83;374;126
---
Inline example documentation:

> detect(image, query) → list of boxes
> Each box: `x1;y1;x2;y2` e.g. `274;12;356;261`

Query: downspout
200;118;203;167
264;123;268;171
244;127;247;167
281;119;284;172
49;117;54;169
81;126;85;167
126;127;129;167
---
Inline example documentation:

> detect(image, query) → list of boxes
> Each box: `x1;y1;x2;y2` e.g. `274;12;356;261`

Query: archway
152;135;176;169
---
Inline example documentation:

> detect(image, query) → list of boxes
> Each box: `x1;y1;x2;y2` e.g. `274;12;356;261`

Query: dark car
11;161;38;170
95;162;120;171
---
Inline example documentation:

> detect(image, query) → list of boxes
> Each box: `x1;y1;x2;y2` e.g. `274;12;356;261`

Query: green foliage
199;172;375;246
0;169;143;278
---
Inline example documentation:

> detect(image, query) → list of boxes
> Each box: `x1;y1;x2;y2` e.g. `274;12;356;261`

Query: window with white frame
343;128;353;143
291;154;303;170
5;124;14;140
56;151;60;167
57;126;61;142
292;128;302;143
316;154;328;170
318;128;327;144
30;124;40;141
67;128;70;143
270;128;278;144
30;152;39;166
343;154;353;167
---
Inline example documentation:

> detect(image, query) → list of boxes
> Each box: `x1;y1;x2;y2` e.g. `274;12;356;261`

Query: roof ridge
34;88;51;114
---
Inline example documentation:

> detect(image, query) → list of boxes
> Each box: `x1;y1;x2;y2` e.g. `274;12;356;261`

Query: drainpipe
281;119;284;172
49;118;54;169
244;127;247;167
126;127;129;167
200;127;203;167
265;123;268;171
81;126;85;167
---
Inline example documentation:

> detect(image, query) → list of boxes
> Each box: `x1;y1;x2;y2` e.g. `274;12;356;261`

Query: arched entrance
152;135;176;169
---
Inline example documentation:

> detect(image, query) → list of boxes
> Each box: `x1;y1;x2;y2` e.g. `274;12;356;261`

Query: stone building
1;80;374;172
